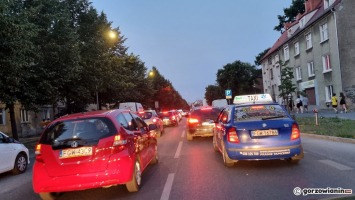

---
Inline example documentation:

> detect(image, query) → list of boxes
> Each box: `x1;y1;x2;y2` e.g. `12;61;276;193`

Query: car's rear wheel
150;146;159;164
186;133;193;141
126;160;141;192
12;153;28;174
39;192;61;200
222;144;234;167
212;134;219;152
156;129;162;138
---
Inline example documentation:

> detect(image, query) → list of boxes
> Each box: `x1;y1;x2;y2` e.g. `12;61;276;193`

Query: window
283;45;289;61
322;54;332;72
268;57;272;65
20;109;29;123
116;113;130;130
324;0;330;9
325;85;334;102
320;23;328;42
299;17;305;29
306;33;312;49
275;55;280;66
295;66;302;80
270;68;274;79
0;108;5;125
307;62;315;77
294;42;300;56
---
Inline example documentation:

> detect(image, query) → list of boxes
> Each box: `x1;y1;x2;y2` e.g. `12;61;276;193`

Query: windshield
234;104;287;122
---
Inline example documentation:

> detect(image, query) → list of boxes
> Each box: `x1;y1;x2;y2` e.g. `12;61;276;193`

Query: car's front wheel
126;160;141;192
12;153;28;174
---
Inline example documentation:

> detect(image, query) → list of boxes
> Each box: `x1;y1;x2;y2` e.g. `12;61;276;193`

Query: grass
296;116;355;139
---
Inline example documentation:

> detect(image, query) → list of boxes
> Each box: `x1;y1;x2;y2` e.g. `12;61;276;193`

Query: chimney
305;0;323;13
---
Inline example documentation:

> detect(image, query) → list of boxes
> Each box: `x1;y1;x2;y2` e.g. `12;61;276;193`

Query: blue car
213;94;304;167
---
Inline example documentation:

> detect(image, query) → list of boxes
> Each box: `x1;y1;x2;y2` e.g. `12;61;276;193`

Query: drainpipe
331;6;343;91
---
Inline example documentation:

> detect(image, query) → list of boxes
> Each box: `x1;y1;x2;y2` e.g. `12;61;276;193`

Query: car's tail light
227;127;239;143
113;135;127;146
291;123;300;140
188;118;199;124
35;144;44;162
171;116;176;120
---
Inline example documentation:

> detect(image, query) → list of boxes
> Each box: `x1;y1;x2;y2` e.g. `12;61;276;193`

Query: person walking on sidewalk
331;93;338;113
302;96;309;112
296;95;303;114
340;92;347;113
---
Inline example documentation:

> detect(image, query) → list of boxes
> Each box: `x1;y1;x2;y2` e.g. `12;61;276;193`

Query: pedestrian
331;93;338;113
296;95;303;114
288;99;294;112
302;95;309;112
339;92;347;113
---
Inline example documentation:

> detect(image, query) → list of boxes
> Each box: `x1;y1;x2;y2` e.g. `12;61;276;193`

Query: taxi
213;94;304;167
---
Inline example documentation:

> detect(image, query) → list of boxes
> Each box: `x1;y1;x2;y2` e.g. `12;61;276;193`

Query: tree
274;0;305;33
216;60;260;98
204;85;224;106
254;48;270;66
278;61;296;113
0;0;39;140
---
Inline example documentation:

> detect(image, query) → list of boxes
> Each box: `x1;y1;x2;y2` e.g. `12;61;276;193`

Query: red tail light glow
227;127;239;143
291;123;300;140
35;144;44;162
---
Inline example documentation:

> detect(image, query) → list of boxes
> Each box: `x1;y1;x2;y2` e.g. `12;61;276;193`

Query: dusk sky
90;0;292;103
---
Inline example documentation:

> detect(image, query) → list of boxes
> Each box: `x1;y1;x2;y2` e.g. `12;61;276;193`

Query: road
0;118;354;200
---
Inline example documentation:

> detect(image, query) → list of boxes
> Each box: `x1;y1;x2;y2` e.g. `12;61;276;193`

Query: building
261;0;355;109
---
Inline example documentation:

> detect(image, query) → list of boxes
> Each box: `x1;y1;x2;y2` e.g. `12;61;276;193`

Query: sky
90;0;292;103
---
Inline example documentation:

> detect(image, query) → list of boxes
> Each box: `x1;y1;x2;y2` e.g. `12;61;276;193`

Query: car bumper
226;144;304;161
32;153;135;193
187;128;214;137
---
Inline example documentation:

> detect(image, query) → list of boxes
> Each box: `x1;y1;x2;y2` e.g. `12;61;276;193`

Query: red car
32;109;158;199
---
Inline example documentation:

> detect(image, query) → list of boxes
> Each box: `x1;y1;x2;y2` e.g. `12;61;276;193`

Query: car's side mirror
5;137;15;143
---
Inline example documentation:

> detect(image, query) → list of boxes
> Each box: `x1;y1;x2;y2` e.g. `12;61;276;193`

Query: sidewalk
290;105;355;120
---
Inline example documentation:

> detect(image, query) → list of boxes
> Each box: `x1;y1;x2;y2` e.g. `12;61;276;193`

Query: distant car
0;131;30;175
118;102;144;113
32;109;158;199
212;99;228;108
138;110;164;137
186;106;222;141
159;111;179;126
213;94;304;167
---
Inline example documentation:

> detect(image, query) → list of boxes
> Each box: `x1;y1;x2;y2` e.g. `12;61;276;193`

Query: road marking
319;160;353;170
181;130;185;138
174;141;183;158
160;173;175;200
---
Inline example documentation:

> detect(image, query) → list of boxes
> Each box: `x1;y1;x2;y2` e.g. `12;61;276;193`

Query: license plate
60;147;93;159
252;129;278;137
202;122;212;126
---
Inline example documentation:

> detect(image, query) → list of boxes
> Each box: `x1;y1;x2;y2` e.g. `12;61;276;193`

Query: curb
301;133;355;144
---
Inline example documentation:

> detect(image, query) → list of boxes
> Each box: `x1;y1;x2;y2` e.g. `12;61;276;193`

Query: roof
261;0;342;61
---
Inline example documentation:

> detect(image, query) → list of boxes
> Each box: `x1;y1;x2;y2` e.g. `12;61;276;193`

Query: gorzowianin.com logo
293;187;353;196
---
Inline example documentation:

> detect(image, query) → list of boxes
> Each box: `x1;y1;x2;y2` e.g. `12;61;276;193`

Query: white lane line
319;160;353;170
174;141;183;158
160;173;175;200
181;130;185;138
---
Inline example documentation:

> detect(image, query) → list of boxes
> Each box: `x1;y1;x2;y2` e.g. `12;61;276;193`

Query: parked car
138;110;164;137
213;94;304;167
32;109;158;199
159;111;179;126
0;131;30;175
186;106;222;141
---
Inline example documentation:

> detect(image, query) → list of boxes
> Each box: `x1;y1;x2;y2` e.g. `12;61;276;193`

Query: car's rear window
234;104;287;122
190;108;221;122
39;117;117;149
139;112;153;120
159;112;173;118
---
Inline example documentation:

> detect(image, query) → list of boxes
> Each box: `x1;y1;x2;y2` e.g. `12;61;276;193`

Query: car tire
186;133;193;141
150;146;159;164
126;160;141;192
156;129;161;138
39;192;61;200
212;134;219;152
12;153;28;174
222;144;234;167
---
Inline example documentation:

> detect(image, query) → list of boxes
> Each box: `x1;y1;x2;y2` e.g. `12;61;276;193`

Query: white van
118;102;144;113
212;99;228;108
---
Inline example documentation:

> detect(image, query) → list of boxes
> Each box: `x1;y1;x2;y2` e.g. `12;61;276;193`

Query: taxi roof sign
233;94;274;105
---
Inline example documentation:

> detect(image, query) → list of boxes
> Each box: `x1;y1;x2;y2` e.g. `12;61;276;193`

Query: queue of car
0;96;303;199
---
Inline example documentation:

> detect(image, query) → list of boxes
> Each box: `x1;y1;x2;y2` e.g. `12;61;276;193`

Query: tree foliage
254;48;270;66
278;61;296;112
274;0;305;33
204;85;224;106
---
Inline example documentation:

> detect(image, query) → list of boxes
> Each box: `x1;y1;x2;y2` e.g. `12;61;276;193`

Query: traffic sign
225;89;232;99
